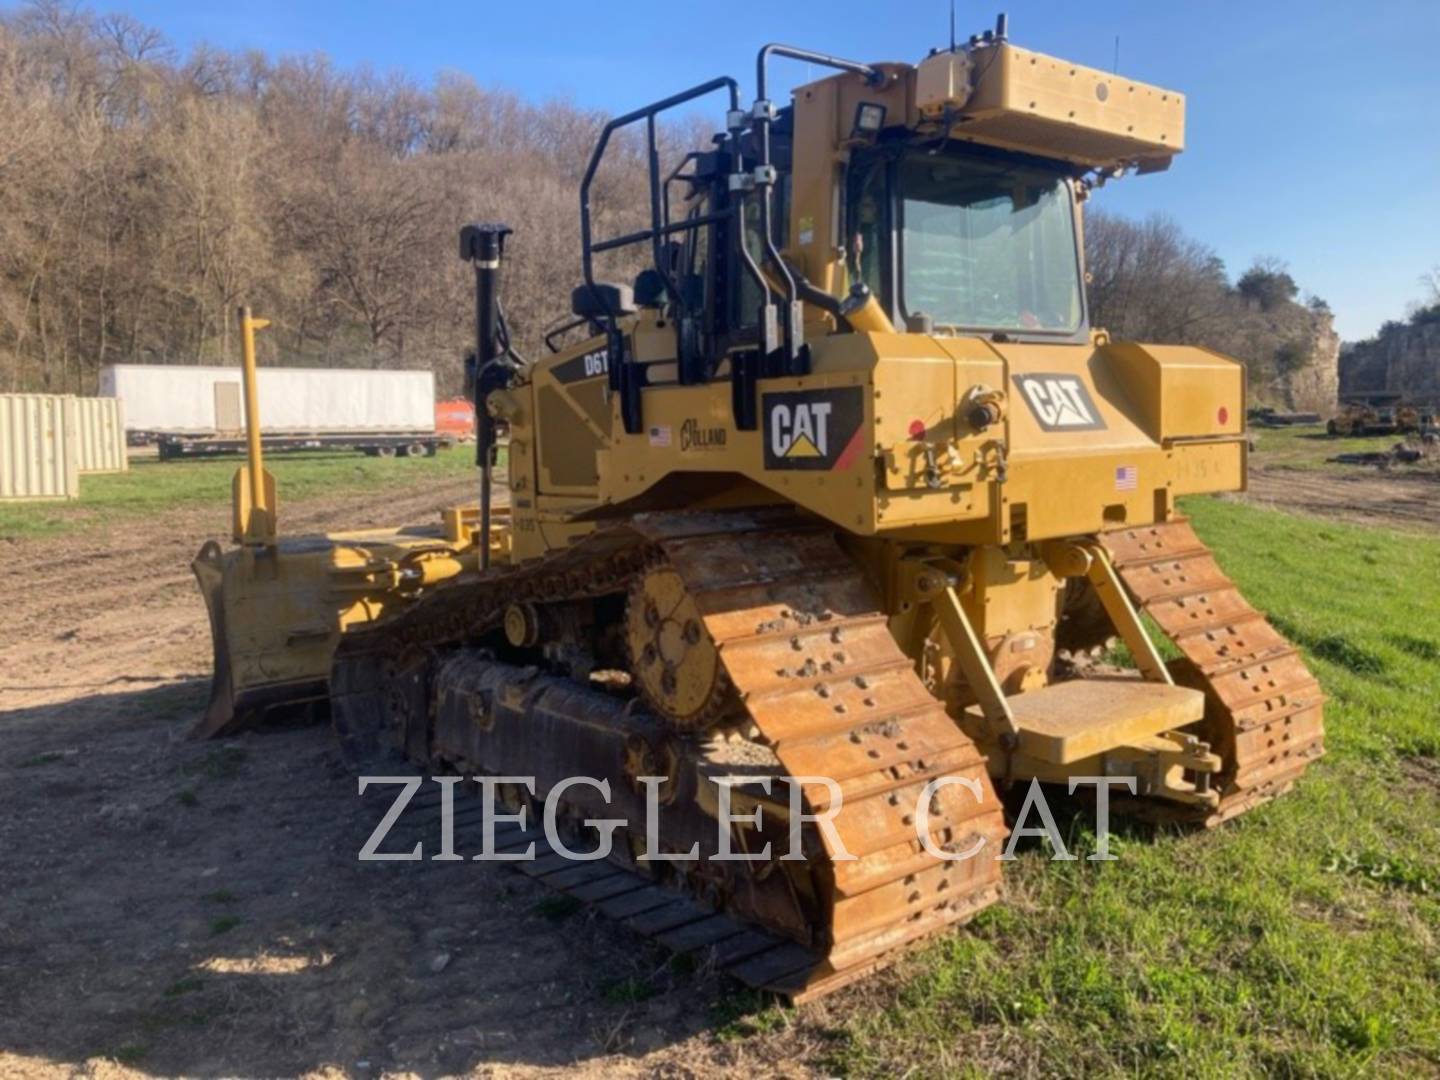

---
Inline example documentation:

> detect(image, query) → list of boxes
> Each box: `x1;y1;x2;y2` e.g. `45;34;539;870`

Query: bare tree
0;1;661;389
1;0;1342;407
1084;209;1338;407
1421;266;1440;306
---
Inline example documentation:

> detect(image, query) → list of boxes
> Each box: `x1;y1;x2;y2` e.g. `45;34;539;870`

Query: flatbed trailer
1249;408;1322;428
157;431;454;460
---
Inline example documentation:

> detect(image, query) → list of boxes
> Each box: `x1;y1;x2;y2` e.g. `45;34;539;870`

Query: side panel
72;396;129;474
0;393;80;501
530;339;611;500
510;336;611;561
875;334;1001;532
599;334;881;534
591;332;1246;546
988;340;1164;541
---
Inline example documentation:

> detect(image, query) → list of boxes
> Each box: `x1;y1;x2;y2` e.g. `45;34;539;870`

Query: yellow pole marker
234;306;276;546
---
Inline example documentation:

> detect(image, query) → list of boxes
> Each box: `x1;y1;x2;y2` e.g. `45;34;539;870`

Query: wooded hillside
0;0;666;395
1;0;1337;406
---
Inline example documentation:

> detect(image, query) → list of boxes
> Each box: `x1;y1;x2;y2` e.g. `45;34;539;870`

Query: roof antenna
1113;35;1120;73
949;0;956;52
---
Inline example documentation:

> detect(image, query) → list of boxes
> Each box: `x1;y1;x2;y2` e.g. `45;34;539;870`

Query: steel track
333;510;1007;1000
1099;519;1326;825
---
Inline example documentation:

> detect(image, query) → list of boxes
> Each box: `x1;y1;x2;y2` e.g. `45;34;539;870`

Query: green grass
16;751;67;768
0;444;482;539
183;746;250;781
162;976;205;999
600;975;658;1006
207;916;241;937
533;894;583;922
713;989;793;1042
1248;422;1435;475
824;497;1440;1077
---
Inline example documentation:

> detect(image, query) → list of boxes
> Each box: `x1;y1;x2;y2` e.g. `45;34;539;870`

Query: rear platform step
968;677;1205;765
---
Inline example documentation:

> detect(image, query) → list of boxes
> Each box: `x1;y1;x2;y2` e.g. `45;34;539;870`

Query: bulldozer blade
190;539;329;740
192;540;240;739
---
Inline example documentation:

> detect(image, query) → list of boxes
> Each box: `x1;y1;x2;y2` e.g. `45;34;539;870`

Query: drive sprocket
625;562;737;732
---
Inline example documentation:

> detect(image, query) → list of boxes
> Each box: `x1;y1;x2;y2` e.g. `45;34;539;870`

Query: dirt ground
1242;461;1440;534
3;442;1433;1078
0;480;841;1078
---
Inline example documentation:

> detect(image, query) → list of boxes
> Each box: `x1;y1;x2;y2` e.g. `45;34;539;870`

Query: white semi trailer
100;364;455;459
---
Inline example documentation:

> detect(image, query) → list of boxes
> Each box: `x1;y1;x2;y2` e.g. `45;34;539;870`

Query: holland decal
762;387;865;471
680;418;726;451
1012;373;1106;432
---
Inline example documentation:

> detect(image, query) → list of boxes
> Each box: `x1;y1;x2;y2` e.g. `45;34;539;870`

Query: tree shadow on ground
0;681;766;1077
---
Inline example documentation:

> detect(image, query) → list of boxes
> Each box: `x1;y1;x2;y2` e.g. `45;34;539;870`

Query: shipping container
70;396;129;473
0;394;80;501
99;364;436;435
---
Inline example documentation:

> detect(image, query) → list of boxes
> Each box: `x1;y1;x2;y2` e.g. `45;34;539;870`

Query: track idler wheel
625;564;737;732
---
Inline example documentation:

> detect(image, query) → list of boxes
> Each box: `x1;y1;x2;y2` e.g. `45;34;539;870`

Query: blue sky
66;0;1440;340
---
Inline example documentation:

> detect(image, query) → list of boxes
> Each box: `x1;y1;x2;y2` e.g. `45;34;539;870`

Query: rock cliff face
1234;302;1341;412
1340;317;1440;401
1278;310;1341;411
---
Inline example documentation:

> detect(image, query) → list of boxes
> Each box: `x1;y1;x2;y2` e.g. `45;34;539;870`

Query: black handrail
578;76;741;342
753;45;883;371
592;210;732;256
543;314;590;354
574;55;886;429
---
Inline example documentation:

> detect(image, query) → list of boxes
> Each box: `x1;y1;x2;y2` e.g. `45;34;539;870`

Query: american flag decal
1115;465;1138;492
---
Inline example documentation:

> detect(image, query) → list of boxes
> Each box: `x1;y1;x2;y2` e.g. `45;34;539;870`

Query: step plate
970;677;1204;765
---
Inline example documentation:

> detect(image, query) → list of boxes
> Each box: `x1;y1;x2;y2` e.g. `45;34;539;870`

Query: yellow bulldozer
1327;398;1422;437
194;18;1325;1001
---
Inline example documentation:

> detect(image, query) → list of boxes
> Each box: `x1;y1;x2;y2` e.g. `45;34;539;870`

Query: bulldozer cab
509;28;1206;546
843;144;1089;340
536;28;1187;428
674;113;1092;345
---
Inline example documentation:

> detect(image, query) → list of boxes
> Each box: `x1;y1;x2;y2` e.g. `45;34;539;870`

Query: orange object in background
434;398;476;440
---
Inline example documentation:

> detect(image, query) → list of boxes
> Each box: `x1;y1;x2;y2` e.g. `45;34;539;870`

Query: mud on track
0;481;838;1077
